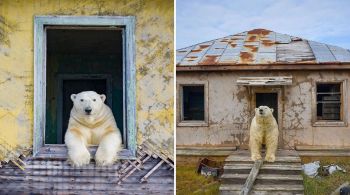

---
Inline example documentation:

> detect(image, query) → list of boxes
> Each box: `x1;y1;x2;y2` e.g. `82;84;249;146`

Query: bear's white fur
65;91;122;167
249;105;279;162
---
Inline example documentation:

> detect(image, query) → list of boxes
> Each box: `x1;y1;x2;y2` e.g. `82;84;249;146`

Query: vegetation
176;165;220;195
303;158;350;195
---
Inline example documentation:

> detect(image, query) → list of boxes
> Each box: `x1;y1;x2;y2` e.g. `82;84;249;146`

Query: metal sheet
328;45;350;62
179;41;214;66
177;28;350;66
308;41;336;62
176;46;194;64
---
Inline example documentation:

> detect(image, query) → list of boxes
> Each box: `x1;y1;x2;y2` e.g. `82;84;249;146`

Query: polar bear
249;105;279;162
65;91;122;167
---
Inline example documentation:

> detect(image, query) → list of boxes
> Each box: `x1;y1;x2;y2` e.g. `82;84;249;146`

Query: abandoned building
0;0;174;194
176;28;350;152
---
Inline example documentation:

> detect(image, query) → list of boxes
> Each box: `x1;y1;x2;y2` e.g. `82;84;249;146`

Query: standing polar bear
249;105;279;162
65;91;122;167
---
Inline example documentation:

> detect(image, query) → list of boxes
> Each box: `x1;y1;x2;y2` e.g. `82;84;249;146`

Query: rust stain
199;55;219;65
248;35;257;41
248;28;271;36
230;43;237;48
245;45;258;52
262;40;274;46
240;52;253;63
199;45;210;49
191;45;210;52
188;56;198;58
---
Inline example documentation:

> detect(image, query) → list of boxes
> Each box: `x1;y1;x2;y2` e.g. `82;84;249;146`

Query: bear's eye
93;99;96;102
80;99;84;102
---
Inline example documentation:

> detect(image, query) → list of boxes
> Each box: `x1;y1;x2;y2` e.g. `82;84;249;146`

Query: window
313;80;347;127
34;16;136;158
177;82;208;126
45;28;122;145
183;86;205;121
316;83;341;120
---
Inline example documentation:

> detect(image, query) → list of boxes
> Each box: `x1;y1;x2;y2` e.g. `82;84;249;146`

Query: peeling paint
0;0;174;159
177;71;350;149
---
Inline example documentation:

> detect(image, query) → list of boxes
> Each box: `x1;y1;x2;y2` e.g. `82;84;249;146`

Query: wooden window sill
177;121;208;127
312;121;347;127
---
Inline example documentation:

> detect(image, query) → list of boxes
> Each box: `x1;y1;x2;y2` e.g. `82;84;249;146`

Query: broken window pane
182;86;204;121
316;83;341;120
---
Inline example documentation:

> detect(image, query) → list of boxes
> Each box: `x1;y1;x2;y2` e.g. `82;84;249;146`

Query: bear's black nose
85;108;92;114
259;109;263;114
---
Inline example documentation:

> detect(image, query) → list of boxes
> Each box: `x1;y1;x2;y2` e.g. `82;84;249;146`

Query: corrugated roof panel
259;32;276;53
308;41;335;62
218;35;246;64
275;33;291;44
277;41;315;63
179;41;214;65
177;29;350;66
256;52;276;64
204;39;229;55
176;46;194;64
328;45;350;62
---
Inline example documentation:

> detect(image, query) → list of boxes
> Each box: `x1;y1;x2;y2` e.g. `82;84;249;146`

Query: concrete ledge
296;145;350;157
176;146;236;156
296;145;350;151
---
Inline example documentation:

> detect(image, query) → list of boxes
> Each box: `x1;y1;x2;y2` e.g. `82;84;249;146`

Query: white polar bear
249;105;279;162
65;91;122;167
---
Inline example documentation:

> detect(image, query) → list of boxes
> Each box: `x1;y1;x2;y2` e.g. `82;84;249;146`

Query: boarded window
316;83;341;120
182;86;205;121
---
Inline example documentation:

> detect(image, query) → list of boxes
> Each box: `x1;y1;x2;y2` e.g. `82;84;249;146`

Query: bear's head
70;91;106;116
255;105;273;118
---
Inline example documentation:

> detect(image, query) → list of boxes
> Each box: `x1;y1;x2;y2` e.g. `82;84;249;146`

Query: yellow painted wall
0;0;174;159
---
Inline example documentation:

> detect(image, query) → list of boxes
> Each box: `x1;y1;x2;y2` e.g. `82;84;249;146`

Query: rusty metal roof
176;29;350;67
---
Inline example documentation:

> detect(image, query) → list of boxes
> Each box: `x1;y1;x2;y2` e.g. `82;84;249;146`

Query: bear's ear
100;94;106;103
270;108;274;113
70;94;77;102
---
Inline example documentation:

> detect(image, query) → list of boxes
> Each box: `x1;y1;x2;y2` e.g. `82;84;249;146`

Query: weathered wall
176;70;350;149
0;0;174;158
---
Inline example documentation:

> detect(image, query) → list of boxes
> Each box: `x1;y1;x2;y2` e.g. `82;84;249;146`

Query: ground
176;164;220;195
177;156;350;195
302;157;350;195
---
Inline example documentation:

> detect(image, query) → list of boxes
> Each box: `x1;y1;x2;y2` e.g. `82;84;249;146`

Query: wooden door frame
249;87;284;147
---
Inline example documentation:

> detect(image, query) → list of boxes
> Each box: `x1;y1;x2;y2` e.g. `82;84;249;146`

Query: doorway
250;87;283;148
256;93;278;122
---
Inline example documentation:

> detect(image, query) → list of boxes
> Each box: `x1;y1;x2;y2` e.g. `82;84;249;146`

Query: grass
303;158;350;195
176;156;350;195
176;164;220;195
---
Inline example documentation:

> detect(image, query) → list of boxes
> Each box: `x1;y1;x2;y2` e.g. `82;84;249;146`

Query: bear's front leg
95;130;122;166
249;138;262;161
265;134;278;162
65;129;91;167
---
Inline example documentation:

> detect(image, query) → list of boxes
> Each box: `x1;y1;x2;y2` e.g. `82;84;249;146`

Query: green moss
176;165;220;195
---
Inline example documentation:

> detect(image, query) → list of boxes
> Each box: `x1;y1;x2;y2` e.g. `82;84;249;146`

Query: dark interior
256;93;278;122
183;86;204;121
45;27;124;144
316;83;341;120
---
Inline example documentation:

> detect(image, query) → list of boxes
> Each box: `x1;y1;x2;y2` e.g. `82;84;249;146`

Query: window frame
177;81;209;127
33;16;136;159
312;79;348;127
